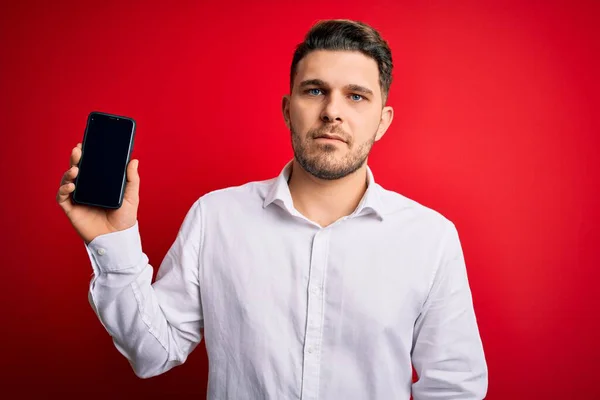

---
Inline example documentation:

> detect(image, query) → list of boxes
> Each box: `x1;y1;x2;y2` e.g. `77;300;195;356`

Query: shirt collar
263;160;386;221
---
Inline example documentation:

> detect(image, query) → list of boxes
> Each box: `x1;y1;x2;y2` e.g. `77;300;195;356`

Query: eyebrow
299;79;374;96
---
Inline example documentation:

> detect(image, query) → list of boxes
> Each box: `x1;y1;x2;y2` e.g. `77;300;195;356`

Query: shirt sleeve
85;199;204;378
410;222;488;399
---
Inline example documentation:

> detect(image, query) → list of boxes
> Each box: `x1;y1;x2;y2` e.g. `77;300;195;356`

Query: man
57;19;487;399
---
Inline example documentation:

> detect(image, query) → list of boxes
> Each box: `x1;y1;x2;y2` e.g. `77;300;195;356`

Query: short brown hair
290;19;393;104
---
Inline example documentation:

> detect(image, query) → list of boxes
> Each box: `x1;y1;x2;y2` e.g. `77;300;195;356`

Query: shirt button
97;248;106;256
307;347;314;354
311;286;320;295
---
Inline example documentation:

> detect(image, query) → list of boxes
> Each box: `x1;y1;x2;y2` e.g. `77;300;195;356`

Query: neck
288;159;369;227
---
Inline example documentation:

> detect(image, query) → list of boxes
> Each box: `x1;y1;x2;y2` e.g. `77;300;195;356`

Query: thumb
124;159;140;201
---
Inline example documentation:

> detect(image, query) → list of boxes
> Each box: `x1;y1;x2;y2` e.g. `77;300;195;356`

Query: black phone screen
73;112;135;208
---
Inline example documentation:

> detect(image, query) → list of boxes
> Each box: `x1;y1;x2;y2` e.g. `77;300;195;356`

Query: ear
282;95;291;130
374;105;394;141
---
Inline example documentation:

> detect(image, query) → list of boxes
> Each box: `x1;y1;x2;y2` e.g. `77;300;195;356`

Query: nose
320;92;343;123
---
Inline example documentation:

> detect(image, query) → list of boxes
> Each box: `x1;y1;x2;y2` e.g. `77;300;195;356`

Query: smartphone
72;111;136;209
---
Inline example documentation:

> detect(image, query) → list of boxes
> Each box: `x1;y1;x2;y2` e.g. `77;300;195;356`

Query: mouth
315;133;346;143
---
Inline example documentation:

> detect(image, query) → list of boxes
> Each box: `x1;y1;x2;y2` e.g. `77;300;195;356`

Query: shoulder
376;183;458;237
193;177;274;212
375;184;465;269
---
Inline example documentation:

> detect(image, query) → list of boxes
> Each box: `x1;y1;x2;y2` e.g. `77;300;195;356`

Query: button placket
301;228;330;400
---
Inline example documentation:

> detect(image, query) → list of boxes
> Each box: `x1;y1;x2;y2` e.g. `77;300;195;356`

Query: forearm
85;223;192;378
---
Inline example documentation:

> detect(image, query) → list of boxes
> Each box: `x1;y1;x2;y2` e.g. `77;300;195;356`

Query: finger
124;159;140;202
60;166;79;186
56;182;75;211
70;144;82;168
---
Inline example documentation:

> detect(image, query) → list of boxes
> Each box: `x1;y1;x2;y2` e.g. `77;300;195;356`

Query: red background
1;0;599;398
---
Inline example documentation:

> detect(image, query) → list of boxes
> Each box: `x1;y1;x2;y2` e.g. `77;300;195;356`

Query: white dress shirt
85;161;488;399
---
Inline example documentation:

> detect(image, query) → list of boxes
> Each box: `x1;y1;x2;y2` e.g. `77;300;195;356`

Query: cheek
290;101;317;130
348;111;380;140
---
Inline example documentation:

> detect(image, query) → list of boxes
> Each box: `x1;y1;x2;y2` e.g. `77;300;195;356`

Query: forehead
294;50;380;91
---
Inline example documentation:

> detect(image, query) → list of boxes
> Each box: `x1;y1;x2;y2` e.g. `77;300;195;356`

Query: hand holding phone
56;111;140;244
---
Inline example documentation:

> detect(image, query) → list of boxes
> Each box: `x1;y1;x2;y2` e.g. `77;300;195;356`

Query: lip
315;134;346;143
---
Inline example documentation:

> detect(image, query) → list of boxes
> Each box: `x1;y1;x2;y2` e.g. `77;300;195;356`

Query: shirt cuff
85;221;144;273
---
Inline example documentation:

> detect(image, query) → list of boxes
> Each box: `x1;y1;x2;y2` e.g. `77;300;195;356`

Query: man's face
283;50;393;180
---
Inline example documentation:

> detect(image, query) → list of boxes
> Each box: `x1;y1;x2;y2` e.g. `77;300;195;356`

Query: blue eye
307;88;323;96
350;94;363;102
